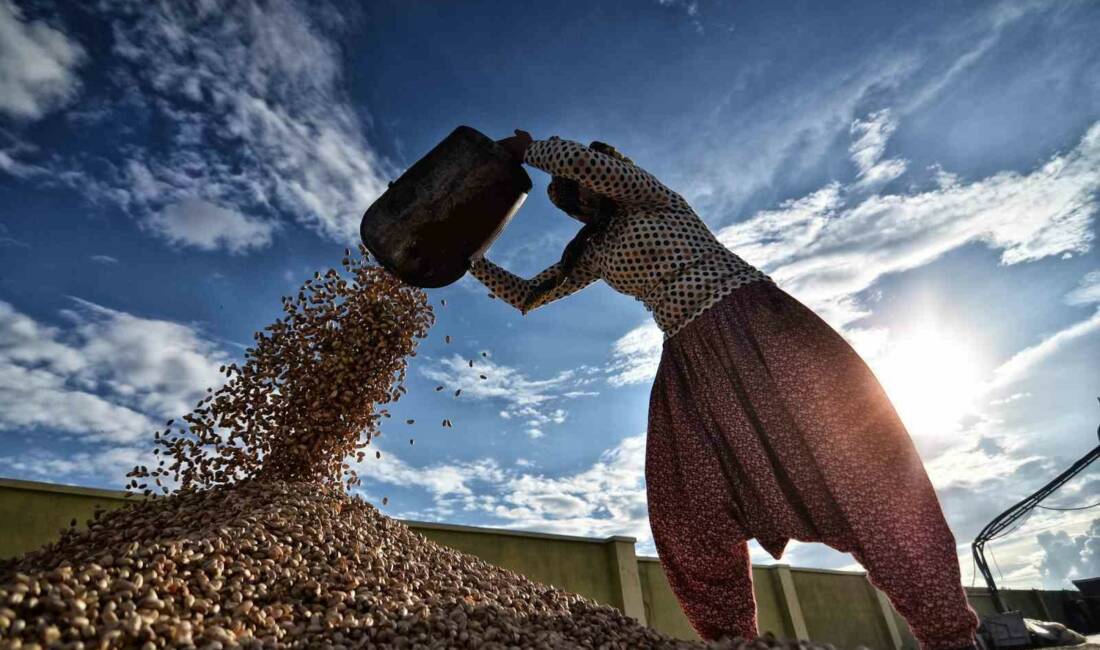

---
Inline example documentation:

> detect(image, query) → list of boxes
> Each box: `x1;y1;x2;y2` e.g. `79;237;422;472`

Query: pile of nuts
0;481;837;649
0;249;838;649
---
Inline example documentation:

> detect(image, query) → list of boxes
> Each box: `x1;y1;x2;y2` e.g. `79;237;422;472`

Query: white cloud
1036;518;1100;589
0;445;154;488
718;121;1099;329
985;307;1100;393
420;354;596;437
0;134;43;178
606;322;664;387
676;54;921;218
672;1;1053;228
492;434;650;541
928;164;961;191
0;298;229;443
849;110;894;174
89;254;118;264
714;183;844;281
63;0;396;252
656;0;697;12
902;1;1046;114
1066;270;1100;306
924;441;1046;491
848;109;907;190
0;362;157;443
145;199;276;253
989;392;1030;406
358;433;651;542
355;451;506;500
0;0;85;119
0;222;29;248
960;507;1100;590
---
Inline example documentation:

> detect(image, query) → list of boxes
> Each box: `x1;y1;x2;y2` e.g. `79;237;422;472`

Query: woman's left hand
496;129;533;163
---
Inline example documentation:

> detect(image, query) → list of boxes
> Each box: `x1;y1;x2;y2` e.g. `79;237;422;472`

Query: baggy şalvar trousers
645;280;979;649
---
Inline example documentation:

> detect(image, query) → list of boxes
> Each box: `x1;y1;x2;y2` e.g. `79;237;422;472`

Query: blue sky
1;0;1098;591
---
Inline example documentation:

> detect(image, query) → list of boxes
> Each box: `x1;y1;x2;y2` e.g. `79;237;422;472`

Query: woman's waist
634;254;769;311
651;270;774;338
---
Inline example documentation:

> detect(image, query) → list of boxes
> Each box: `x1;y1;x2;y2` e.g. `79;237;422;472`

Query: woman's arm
524;137;682;208
469;257;598;314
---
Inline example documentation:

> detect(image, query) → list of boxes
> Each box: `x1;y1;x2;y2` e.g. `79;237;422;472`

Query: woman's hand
496;129;533;164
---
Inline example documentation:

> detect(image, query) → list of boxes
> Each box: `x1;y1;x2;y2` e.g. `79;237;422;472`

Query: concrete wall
396;520;645;621
637;558;800;641
794;567;897;649
0;478;137;560
0;477;1085;649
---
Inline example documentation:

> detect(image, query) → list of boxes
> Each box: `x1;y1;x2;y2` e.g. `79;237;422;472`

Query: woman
469;130;981;650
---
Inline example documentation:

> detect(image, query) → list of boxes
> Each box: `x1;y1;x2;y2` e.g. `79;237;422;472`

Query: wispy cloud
89;254;118;264
901;1;1049;115
493;434;649;540
655;0;703;34
1037;518;1100;589
0;0;85;120
605;322;664;388
421;354;598;439
0;445;154;488
145;198;276;254
0;222;29;248
848;109;907;191
0;298;228;443
675;53;921;219
924;440;1047;492
985;307;1100;393
0;133;41;179
671;1;1055;225
355;450;506;503
33;0;397;253
719;121;1098;329
357;434;650;542
1067;270;1100;306
656;0;698;15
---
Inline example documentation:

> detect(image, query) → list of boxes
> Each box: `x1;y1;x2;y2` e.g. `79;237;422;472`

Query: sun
867;326;984;445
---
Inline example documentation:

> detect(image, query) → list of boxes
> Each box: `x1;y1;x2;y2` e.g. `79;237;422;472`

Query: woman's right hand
496;129;533;164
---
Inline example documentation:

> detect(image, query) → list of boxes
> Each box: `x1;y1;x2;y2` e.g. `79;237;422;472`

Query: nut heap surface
0;250;838;649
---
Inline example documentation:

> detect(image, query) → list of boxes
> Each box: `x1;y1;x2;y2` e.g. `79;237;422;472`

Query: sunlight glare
869;327;983;444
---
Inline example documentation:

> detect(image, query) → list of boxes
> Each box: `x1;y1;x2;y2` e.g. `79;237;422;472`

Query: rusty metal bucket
360;125;532;288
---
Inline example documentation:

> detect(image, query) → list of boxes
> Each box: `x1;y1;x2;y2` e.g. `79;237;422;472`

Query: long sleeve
469;256;599;313
524;138;683;208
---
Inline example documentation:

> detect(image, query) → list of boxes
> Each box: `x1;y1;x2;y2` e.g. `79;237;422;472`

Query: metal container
360;125;532;288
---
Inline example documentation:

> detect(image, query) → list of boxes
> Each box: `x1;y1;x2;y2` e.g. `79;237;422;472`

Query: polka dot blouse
470;137;773;340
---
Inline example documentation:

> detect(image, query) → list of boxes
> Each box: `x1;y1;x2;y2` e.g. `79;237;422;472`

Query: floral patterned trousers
645;281;979;649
